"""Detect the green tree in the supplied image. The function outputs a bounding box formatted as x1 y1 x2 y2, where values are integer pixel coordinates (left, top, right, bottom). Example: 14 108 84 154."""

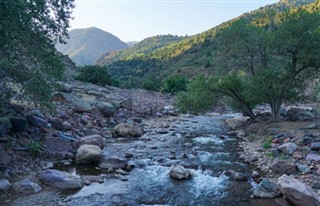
161 75 187 94
76 65 114 86
176 76 218 114
215 7 320 121
0 0 74 105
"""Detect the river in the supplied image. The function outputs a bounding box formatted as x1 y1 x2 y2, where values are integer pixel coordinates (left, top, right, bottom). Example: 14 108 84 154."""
64 114 283 206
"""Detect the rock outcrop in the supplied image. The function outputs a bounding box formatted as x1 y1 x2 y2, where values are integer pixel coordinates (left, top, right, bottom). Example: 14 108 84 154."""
278 174 320 206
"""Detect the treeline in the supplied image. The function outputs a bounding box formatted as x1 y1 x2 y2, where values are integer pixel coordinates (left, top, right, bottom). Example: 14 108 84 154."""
97 0 318 90
177 0 320 122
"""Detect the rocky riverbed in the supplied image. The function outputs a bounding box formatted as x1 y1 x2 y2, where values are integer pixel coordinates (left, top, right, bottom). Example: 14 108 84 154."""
1 80 320 206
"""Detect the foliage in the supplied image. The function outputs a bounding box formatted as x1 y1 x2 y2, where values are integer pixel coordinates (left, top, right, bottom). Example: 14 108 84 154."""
176 76 218 114
0 0 75 107
262 136 273 149
161 75 187 94
142 79 157 91
27 140 42 156
97 0 316 89
216 5 320 121
76 65 116 86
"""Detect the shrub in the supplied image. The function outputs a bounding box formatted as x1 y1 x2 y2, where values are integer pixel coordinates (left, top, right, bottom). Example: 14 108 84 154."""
161 75 187 94
27 140 42 156
142 79 157 91
76 65 114 86
262 136 273 149
176 75 218 114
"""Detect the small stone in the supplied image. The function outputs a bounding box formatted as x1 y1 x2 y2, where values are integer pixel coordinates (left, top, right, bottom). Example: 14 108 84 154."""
306 154 320 161
271 148 280 158
0 179 11 191
284 138 291 143
278 142 297 155
251 179 281 198
223 170 248 181
311 142 320 151
298 164 311 174
272 138 279 144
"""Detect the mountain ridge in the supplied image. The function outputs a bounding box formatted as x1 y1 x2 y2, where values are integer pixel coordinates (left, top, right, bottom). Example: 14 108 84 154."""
56 27 128 66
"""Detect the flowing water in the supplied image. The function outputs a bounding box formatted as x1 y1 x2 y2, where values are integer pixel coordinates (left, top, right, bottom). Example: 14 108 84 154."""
65 114 283 206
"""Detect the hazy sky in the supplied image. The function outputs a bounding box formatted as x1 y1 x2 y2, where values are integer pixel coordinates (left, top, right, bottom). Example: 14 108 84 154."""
72 0 278 42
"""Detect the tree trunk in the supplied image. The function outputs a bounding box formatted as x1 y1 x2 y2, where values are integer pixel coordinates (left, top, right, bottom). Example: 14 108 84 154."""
240 103 256 119
270 98 282 122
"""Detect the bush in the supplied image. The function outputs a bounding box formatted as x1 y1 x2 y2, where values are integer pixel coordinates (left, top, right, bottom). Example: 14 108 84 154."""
27 140 42 156
262 136 273 149
142 79 157 91
176 75 217 114
161 75 187 94
76 65 114 86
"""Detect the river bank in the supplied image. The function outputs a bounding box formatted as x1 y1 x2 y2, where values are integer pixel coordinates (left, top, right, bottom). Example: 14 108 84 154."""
1 80 320 205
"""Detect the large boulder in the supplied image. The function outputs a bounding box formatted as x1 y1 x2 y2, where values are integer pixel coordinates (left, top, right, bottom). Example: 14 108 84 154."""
97 102 115 117
120 99 133 110
272 160 296 175
39 169 83 190
113 123 143 137
76 135 106 149
42 136 73 158
287 108 315 121
251 179 281 198
278 174 320 206
63 93 93 112
12 179 42 194
9 117 27 132
169 165 192 180
278 143 298 155
75 144 102 164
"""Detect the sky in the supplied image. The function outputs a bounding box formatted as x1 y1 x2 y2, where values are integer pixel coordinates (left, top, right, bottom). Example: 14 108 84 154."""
71 0 278 42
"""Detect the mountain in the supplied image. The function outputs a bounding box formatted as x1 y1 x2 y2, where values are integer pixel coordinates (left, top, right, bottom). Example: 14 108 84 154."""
56 27 128 66
98 0 318 89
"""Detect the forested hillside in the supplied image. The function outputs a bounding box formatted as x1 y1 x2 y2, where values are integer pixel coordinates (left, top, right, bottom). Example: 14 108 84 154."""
99 0 318 89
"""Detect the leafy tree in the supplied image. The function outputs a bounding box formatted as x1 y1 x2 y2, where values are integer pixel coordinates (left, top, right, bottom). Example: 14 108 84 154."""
76 65 115 86
161 75 187 94
214 7 320 121
176 76 218 114
0 0 74 105
178 4 320 121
